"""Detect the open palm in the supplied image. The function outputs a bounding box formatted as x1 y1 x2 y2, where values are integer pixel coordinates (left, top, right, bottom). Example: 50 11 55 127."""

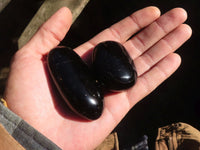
4 7 191 150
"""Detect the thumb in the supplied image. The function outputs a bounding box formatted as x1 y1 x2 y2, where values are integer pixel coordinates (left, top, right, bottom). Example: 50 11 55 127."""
19 7 72 57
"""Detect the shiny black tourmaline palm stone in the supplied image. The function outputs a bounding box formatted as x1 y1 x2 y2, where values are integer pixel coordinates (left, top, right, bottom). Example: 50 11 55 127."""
92 41 137 91
47 47 103 120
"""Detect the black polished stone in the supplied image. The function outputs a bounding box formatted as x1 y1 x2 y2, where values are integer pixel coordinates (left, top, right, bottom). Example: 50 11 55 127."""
92 41 137 91
47 47 103 120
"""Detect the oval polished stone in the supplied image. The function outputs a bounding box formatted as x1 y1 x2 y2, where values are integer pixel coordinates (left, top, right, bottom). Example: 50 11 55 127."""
92 41 137 91
47 47 103 120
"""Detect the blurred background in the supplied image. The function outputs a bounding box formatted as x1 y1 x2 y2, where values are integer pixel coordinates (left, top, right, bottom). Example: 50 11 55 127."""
0 0 200 149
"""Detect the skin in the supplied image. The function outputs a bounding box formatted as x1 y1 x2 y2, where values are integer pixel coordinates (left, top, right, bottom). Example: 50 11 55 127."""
4 6 192 150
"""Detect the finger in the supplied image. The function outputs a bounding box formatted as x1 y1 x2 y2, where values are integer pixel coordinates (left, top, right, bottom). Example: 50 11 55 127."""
19 7 72 58
74 6 160 56
101 53 181 124
135 24 192 76
127 53 181 106
124 8 188 59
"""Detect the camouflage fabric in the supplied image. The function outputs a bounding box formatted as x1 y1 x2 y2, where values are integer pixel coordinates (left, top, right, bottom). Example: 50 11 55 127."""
156 122 200 150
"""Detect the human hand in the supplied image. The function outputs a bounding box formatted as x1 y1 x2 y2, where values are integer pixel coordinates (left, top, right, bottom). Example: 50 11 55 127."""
4 7 191 150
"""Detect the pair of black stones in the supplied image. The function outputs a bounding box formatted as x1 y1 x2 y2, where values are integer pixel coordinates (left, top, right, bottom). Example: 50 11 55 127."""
47 41 137 120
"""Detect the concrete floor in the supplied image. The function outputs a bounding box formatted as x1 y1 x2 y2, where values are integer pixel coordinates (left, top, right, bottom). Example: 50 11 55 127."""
0 0 200 149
